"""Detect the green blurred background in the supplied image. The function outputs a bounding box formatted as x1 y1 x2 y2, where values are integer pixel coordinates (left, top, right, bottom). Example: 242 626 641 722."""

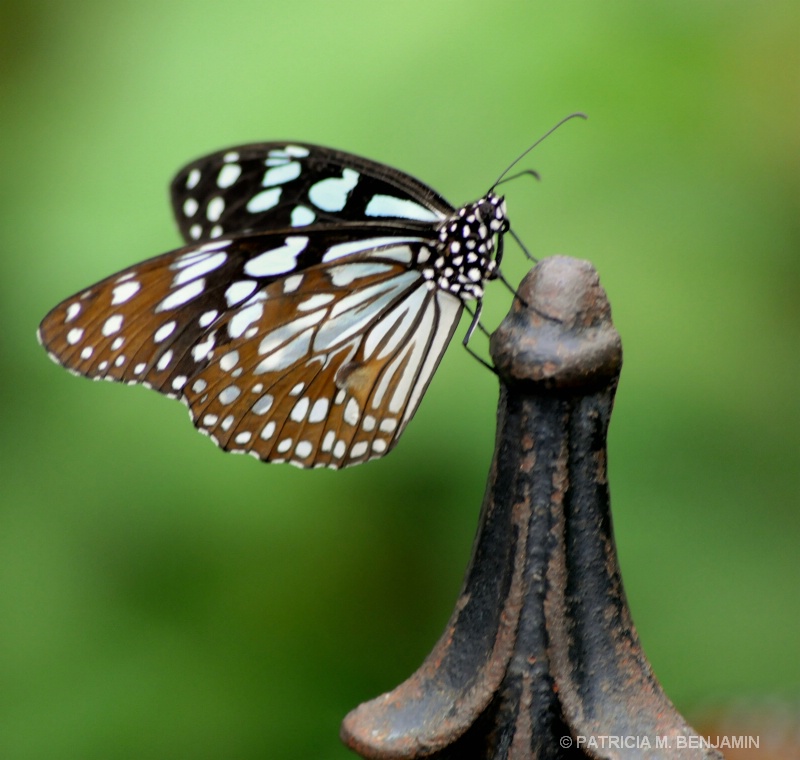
2 1 798 757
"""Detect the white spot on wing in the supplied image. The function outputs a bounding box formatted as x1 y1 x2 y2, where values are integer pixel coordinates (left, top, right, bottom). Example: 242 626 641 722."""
284 145 309 157
295 440 313 458
322 237 420 263
282 274 303 293
262 162 301 186
217 163 241 188
351 441 368 458
228 301 263 338
219 385 241 404
225 280 257 306
246 187 282 213
199 310 218 327
290 397 310 422
157 279 205 311
365 194 441 221
192 333 216 362
220 350 239 371
258 311 325 356
207 196 225 222
244 237 308 277
254 328 314 373
297 293 334 311
173 252 227 286
308 168 359 212
344 398 359 426
291 206 315 226
375 246 415 264
198 239 231 253
252 394 274 415
326 262 395 287
102 315 123 336
67 327 84 345
154 321 176 343
186 168 201 189
156 349 173 371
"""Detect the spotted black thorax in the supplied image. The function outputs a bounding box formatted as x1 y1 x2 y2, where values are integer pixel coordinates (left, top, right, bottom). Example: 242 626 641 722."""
426 193 506 300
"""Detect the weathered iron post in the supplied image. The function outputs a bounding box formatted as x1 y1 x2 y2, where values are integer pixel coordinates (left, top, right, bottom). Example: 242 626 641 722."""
341 257 722 759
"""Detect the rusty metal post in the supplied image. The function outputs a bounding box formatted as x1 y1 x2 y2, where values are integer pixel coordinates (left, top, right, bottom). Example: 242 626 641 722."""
341 257 722 759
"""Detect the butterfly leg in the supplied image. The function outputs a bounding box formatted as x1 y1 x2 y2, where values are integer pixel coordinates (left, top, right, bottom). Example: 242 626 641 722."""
509 227 537 262
462 300 497 374
495 269 528 306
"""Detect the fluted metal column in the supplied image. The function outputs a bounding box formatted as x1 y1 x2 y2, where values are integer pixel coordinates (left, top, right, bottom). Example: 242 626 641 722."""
341 257 721 760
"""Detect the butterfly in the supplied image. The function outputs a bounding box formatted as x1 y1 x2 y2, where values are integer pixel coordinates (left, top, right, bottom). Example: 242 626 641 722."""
38 142 512 469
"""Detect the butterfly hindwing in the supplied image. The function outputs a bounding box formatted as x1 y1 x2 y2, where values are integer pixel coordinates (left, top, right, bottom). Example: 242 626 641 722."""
39 228 465 468
170 142 454 244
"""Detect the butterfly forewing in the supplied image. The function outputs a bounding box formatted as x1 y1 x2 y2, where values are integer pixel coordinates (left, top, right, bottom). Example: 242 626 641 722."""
39 227 466 468
170 143 454 244
40 141 507 468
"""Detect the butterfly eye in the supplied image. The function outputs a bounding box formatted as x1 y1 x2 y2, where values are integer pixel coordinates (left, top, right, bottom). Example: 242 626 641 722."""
39 142 514 468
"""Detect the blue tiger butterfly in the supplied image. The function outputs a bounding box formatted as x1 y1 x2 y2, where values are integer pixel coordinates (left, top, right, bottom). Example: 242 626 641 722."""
38 129 572 468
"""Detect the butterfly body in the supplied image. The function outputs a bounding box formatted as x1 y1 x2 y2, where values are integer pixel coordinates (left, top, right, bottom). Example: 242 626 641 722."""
39 143 509 468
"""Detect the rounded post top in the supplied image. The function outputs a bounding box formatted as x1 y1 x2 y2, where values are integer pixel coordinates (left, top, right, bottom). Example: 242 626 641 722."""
490 256 622 390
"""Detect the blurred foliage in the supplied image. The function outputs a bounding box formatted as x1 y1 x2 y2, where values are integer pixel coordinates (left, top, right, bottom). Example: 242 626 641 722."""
1 1 798 757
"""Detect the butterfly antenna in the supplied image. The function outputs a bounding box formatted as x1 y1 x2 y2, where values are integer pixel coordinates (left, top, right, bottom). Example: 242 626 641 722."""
490 112 587 191
494 168 540 188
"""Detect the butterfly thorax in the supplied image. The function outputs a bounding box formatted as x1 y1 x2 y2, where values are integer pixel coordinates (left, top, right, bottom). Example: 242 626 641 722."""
426 192 507 302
